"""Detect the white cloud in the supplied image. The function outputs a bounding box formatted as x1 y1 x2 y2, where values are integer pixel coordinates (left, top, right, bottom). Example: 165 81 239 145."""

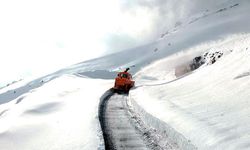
0 0 119 84
0 0 230 85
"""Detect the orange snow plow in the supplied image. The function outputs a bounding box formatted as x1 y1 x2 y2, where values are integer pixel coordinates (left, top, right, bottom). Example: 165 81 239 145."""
113 68 135 93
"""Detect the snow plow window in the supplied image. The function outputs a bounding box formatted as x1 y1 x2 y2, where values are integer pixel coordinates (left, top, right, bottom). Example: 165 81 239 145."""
121 74 128 78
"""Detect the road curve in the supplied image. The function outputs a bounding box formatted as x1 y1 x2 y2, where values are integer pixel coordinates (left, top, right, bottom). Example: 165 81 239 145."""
98 89 116 150
98 89 179 150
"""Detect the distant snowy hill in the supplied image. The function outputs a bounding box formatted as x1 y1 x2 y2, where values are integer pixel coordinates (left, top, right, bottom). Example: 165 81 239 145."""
1 0 250 149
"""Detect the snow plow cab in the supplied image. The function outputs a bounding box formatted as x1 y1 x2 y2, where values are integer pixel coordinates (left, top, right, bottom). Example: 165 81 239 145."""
113 68 135 93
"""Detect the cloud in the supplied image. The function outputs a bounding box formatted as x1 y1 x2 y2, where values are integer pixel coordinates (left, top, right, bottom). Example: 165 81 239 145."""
0 0 230 84
104 0 230 53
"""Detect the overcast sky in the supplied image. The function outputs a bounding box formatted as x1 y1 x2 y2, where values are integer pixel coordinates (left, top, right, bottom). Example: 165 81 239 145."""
0 0 228 86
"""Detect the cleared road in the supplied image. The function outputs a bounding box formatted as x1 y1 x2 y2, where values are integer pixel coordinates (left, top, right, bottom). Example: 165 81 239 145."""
98 89 179 150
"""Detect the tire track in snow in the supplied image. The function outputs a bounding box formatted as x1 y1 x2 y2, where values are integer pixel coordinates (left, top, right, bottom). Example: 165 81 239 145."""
98 89 179 150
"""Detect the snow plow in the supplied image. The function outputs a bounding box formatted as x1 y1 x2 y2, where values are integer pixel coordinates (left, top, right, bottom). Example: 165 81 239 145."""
113 68 135 93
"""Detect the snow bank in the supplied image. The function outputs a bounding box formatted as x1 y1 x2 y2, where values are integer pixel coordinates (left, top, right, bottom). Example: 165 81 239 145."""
0 75 112 150
131 34 250 149
128 96 197 150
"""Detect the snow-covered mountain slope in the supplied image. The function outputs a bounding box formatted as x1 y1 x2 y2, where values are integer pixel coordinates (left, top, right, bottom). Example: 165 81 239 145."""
1 0 250 149
55 0 250 76
131 35 250 149
0 75 112 149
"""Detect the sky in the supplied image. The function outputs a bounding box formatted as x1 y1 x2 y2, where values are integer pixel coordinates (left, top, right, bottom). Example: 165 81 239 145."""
0 0 228 86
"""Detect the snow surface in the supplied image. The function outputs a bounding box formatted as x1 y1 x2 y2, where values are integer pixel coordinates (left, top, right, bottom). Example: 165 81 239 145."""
0 75 112 150
1 0 250 149
131 35 250 149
